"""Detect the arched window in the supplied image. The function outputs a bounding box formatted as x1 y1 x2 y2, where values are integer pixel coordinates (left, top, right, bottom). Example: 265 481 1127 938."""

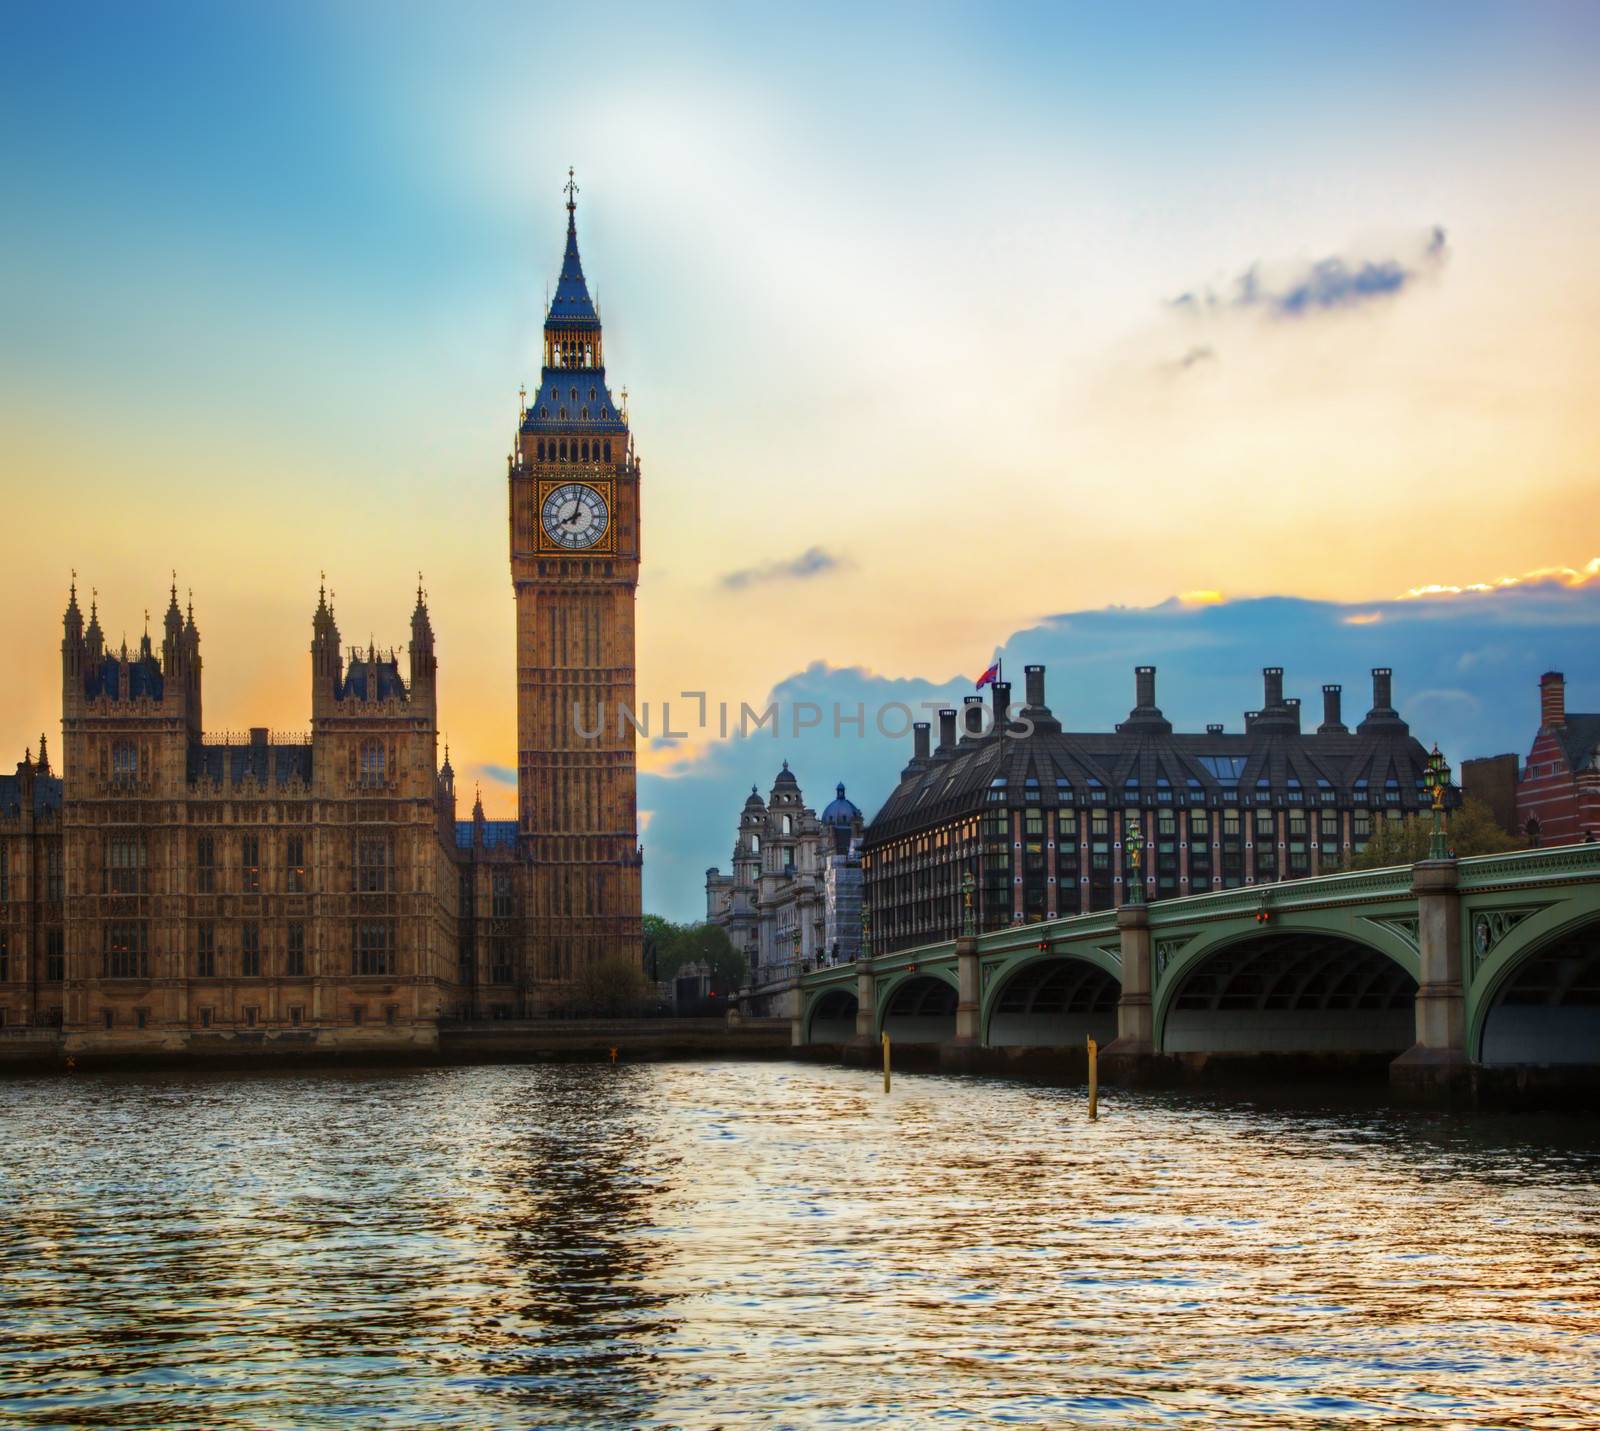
604 440 612 461
559 406 567 420
560 439 569 459
359 741 386 788
581 407 589 420
781 814 792 835
570 386 578 401
537 439 545 460
112 740 138 780
581 440 589 460
589 386 597 402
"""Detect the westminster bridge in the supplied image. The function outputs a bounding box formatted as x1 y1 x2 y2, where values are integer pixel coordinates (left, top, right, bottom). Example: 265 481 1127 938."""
795 846 1600 1098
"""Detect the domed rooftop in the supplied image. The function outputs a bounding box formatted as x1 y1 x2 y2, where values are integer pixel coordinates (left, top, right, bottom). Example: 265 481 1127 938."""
743 784 765 809
821 782 861 825
772 760 800 789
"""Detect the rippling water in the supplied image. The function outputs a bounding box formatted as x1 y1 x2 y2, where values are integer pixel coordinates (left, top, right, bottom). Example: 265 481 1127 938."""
3 1062 1600 1429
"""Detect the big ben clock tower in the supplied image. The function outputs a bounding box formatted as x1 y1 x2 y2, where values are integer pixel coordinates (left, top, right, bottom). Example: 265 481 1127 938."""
509 171 642 997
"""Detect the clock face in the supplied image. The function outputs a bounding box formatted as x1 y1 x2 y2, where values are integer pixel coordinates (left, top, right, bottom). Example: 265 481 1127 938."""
540 482 610 550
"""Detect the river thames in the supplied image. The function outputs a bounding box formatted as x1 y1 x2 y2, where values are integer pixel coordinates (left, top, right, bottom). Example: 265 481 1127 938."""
2 1062 1598 1429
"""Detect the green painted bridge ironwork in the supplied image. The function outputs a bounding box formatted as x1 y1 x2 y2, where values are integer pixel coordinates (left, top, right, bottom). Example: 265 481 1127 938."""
796 846 1600 1091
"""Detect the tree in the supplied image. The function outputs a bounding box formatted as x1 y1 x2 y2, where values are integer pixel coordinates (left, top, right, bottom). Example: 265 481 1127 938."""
642 913 683 982
564 950 653 1018
665 923 747 993
1349 796 1524 870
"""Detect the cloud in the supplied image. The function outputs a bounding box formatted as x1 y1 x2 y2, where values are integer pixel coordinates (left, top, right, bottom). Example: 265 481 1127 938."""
476 762 516 786
640 563 1600 922
720 546 847 591
1399 556 1600 599
1172 226 1448 319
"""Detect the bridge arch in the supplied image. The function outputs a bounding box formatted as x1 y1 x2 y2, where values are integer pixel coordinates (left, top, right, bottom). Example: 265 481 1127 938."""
876 968 960 1044
804 986 859 1044
1473 909 1600 1065
1155 925 1417 1056
982 950 1121 1047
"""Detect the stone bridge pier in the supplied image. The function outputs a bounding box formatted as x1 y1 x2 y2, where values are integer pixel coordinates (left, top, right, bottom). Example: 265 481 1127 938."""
1390 861 1469 1101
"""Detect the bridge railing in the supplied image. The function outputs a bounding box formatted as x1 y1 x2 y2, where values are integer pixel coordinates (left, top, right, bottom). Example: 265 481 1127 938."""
815 845 1600 986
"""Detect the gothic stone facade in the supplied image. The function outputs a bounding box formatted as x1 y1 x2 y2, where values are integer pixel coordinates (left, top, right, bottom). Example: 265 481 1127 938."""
509 183 644 980
864 664 1434 956
705 763 864 980
0 188 643 1052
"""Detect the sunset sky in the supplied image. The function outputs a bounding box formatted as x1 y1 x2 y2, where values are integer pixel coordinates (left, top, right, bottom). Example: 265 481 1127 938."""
4 2 1598 919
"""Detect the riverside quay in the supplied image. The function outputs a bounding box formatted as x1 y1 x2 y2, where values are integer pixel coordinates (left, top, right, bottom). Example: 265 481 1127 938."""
797 845 1600 1101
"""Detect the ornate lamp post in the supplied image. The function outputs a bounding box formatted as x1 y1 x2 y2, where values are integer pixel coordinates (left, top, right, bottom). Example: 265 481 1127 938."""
1125 815 1146 905
961 869 976 937
860 898 872 962
793 922 804 973
1421 743 1458 860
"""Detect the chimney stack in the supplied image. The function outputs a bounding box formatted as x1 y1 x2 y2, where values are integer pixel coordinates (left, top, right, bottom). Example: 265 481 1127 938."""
913 722 931 760
938 707 958 752
1371 667 1393 713
1024 664 1046 710
961 695 986 740
1285 696 1301 731
1541 671 1566 729
1319 684 1346 733
1135 665 1157 710
991 680 1012 733
1206 723 1224 735
1263 666 1284 709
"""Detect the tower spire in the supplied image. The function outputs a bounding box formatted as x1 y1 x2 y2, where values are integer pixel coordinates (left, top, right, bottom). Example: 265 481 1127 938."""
545 167 600 347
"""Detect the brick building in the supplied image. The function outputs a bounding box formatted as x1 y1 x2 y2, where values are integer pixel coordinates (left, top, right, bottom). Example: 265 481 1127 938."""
863 664 1433 956
1513 672 1600 846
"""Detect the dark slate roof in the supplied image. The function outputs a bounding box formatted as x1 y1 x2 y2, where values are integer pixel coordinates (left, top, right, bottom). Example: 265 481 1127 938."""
546 208 600 330
866 712 1431 844
1555 715 1600 774
0 774 62 819
85 654 164 702
455 819 520 851
519 372 628 434
339 658 406 703
187 743 312 787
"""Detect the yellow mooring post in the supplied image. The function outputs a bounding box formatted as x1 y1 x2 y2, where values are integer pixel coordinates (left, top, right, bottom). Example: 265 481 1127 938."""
882 1030 891 1093
1086 1036 1099 1121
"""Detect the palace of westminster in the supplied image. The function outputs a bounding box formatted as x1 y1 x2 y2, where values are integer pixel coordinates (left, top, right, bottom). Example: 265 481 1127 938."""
0 179 644 1051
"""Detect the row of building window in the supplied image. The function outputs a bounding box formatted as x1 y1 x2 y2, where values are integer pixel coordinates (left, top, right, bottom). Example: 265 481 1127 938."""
95 920 396 978
0 930 66 982
95 833 396 895
868 806 1404 947
984 775 1411 807
0 847 64 903
459 868 517 918
536 437 613 462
